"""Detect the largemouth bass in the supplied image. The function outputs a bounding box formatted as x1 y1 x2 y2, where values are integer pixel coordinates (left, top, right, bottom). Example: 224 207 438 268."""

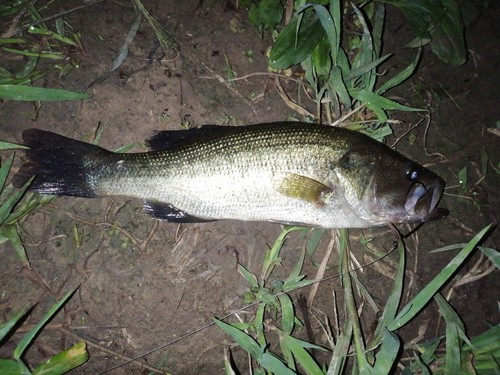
13 122 448 228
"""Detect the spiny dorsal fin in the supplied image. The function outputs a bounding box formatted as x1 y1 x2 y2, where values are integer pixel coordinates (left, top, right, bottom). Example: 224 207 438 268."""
146 125 235 151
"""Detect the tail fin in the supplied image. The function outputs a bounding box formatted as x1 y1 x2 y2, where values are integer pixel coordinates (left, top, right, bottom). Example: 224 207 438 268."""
13 129 108 197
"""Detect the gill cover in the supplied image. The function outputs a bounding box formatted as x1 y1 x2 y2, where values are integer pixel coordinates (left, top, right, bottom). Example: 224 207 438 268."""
335 143 448 225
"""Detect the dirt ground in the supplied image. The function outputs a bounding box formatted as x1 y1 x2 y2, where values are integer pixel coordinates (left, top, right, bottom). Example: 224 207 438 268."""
0 0 498 374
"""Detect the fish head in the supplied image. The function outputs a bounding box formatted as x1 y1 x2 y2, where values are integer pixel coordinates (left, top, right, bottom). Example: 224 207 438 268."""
335 143 448 226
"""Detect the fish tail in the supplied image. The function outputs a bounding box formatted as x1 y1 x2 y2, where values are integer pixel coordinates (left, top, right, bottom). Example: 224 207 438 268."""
13 129 108 197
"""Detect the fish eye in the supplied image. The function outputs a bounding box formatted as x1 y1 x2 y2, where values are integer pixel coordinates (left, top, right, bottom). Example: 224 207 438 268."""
406 165 420 181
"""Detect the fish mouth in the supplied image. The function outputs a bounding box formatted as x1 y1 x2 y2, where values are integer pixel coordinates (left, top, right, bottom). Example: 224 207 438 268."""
404 178 448 222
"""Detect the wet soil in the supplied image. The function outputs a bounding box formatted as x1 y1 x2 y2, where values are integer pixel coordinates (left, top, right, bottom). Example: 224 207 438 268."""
0 0 498 374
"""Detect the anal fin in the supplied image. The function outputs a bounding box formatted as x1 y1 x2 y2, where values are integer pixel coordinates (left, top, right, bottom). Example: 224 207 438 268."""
144 201 215 223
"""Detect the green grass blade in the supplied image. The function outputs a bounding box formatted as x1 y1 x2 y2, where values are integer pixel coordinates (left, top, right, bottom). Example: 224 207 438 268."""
238 264 259 288
429 0 466 65
309 4 339 62
351 4 376 92
369 241 405 349
215 319 294 374
350 88 422 112
0 177 33 226
111 14 142 71
0 154 14 193
434 293 466 374
328 66 351 110
278 294 295 335
0 141 28 150
0 358 31 374
0 225 30 267
376 50 421 95
339 229 371 372
345 54 391 82
372 329 401 373
0 85 90 101
284 335 325 374
388 224 493 331
214 318 261 358
327 319 352 375
478 246 500 269
465 324 500 355
259 353 296 374
13 288 78 360
0 305 31 342
32 341 89 374
261 226 304 282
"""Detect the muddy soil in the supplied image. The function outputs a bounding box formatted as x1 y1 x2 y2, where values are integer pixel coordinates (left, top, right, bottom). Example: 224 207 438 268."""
0 0 498 374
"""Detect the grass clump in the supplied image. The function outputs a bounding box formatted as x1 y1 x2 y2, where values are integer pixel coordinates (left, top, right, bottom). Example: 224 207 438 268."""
0 1 90 101
0 288 89 374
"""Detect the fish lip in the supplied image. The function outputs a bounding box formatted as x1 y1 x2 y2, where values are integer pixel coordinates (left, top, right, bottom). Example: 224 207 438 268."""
405 177 447 222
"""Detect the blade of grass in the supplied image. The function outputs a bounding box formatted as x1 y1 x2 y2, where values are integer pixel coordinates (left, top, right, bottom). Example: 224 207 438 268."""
0 154 14 193
388 224 492 331
0 305 31 342
372 329 401 373
339 228 371 372
0 85 90 101
32 341 89 375
0 224 30 267
327 319 352 375
369 241 405 349
0 177 33 225
434 293 463 374
214 319 295 374
13 288 78 360
283 334 326 374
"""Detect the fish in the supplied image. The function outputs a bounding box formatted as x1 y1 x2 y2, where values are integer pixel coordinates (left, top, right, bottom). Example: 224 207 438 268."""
12 122 448 229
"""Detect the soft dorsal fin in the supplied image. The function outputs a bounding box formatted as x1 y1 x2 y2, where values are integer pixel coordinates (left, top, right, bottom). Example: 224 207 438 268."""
146 125 236 151
275 173 332 205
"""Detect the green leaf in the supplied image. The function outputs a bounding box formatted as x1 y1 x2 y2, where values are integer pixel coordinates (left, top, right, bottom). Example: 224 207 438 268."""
0 225 30 267
238 264 259 288
278 294 295 335
0 85 91 101
478 246 500 269
350 88 422 112
0 177 33 226
14 288 78 360
248 0 283 34
372 329 401 373
429 0 466 65
215 319 261 358
388 224 492 331
0 306 31 342
269 10 325 69
328 319 352 375
344 54 391 83
0 141 28 150
0 359 31 375
376 50 421 95
434 293 466 375
0 154 14 193
369 241 405 349
283 335 325 374
215 319 294 374
32 341 89 374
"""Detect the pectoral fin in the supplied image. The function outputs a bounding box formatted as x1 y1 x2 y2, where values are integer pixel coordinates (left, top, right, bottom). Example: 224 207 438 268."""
275 173 332 205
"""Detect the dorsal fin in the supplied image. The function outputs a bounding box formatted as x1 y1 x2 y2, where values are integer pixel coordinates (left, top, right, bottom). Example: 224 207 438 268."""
146 125 235 151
